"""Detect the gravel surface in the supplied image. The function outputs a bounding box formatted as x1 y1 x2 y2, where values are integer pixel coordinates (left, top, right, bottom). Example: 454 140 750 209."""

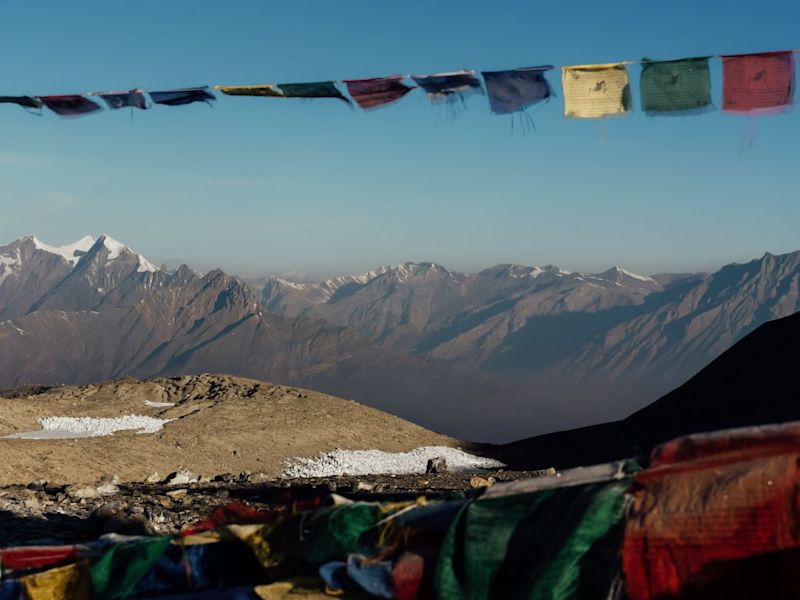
283 446 505 478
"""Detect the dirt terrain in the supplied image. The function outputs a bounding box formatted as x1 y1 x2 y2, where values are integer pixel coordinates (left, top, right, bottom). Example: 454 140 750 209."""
0 374 462 485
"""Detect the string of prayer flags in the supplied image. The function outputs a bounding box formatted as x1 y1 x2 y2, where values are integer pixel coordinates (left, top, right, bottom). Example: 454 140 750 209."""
276 81 352 105
640 57 712 115
214 85 284 98
149 87 216 107
344 76 415 110
562 63 631 119
0 47 797 125
0 96 42 111
37 95 103 118
481 66 552 114
721 51 795 114
91 89 149 110
411 70 483 105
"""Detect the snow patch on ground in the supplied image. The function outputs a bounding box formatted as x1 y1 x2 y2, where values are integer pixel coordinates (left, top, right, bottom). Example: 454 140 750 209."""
4 415 172 440
283 446 505 478
144 400 176 408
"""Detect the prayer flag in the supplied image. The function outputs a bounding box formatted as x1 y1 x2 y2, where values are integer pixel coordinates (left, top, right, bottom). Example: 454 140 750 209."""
19 562 91 600
640 57 712 115
412 70 483 104
214 85 284 98
91 89 149 110
722 51 795 114
562 63 631 119
37 95 102 118
276 81 352 105
149 87 215 107
481 66 552 114
343 76 414 110
0 96 42 111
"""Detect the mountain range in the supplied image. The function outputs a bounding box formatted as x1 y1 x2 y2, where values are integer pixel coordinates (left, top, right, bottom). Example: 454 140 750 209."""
0 235 536 441
259 251 799 424
1 234 798 441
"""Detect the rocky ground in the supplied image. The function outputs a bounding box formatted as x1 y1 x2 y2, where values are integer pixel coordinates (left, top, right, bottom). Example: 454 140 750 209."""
0 374 538 547
0 468 553 547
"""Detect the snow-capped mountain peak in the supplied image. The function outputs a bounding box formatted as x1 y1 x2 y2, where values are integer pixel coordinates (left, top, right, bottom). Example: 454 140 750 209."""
31 235 96 266
96 234 158 273
594 266 656 285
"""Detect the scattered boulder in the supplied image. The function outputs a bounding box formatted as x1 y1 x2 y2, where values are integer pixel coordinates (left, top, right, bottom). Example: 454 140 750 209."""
356 481 375 492
166 489 188 500
163 468 197 486
426 457 448 474
145 473 161 484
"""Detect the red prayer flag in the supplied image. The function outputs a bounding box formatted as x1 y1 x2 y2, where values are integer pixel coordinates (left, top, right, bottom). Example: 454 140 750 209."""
344 76 414 110
0 545 80 571
623 422 800 599
722 51 795 114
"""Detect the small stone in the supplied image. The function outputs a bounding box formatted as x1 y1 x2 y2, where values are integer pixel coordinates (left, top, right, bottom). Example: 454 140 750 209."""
145 473 161 484
356 481 375 492
67 485 101 500
92 502 121 521
146 506 169 524
104 514 151 536
426 457 448 474
246 472 270 484
96 482 119 496
469 476 495 489
22 497 41 511
166 489 188 500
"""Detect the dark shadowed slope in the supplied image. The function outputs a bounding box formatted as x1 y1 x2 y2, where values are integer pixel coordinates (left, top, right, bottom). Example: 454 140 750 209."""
499 311 800 470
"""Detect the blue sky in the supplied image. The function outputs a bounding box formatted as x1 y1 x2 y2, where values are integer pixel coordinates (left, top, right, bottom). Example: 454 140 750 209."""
0 0 798 279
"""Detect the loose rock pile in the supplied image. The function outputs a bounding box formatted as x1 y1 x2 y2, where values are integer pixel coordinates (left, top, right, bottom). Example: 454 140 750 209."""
0 468 554 546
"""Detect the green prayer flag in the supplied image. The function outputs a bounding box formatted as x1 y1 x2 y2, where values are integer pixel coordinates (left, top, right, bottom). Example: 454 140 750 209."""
640 57 712 115
276 81 352 105
302 503 379 565
90 536 171 599
435 480 630 600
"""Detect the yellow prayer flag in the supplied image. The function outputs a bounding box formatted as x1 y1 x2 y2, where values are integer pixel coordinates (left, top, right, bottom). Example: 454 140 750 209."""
562 63 631 119
227 523 281 569
255 578 331 599
20 561 91 600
